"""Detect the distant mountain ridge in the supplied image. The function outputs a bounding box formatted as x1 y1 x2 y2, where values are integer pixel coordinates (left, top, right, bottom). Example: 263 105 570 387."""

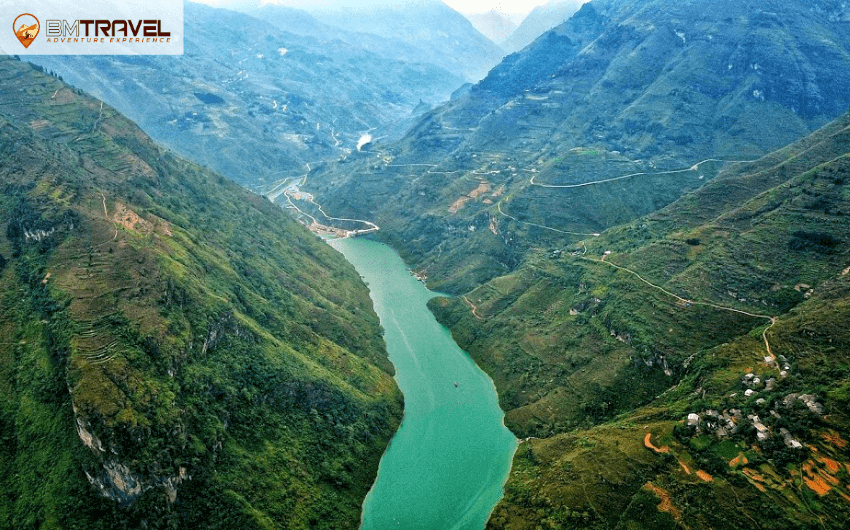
27 2 463 190
466 10 518 46
246 3 495 83
281 0 506 82
500 0 586 52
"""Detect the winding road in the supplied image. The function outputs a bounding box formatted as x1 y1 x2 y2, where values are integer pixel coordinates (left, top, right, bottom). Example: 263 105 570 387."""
490 155 779 359
496 200 600 237
264 162 380 237
581 255 778 361
306 196 379 234
462 296 484 320
529 158 761 189
493 157 763 240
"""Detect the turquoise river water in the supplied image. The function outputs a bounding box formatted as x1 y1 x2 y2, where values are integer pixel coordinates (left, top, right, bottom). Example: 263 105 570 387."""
328 237 517 530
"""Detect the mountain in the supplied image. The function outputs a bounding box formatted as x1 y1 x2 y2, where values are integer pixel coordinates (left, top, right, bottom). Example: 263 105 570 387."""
26 2 463 191
460 107 850 530
16 23 38 39
501 0 586 52
466 10 518 46
307 0 850 295
9 1 850 528
245 1 503 83
282 0 506 82
0 57 401 529
242 3 341 41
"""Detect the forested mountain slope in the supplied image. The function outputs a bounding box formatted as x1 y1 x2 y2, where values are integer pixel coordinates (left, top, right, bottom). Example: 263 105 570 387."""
0 57 401 530
430 109 850 530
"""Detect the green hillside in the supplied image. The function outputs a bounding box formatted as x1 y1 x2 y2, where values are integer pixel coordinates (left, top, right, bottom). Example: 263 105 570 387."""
0 58 401 529
308 0 850 294
427 110 850 529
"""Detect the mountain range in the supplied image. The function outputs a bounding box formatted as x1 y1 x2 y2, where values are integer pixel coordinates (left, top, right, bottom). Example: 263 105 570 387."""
260 0 506 82
5 0 850 528
309 0 850 293
476 103 850 530
294 1 850 527
26 2 465 190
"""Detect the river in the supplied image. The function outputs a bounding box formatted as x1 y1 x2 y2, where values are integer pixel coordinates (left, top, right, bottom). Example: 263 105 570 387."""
328 237 517 530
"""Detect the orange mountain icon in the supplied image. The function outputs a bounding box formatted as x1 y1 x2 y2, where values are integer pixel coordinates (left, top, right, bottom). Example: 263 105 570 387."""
13 14 39 49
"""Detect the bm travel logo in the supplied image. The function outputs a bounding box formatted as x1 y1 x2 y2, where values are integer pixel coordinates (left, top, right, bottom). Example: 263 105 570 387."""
1 0 182 55
13 13 38 48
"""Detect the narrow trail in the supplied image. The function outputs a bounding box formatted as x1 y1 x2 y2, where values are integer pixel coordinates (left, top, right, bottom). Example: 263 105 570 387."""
463 296 484 320
330 118 341 148
581 255 778 360
283 191 318 226
264 177 292 202
91 101 104 132
761 317 778 362
497 200 600 237
306 196 379 233
265 162 311 202
529 158 761 189
94 192 118 247
580 256 688 303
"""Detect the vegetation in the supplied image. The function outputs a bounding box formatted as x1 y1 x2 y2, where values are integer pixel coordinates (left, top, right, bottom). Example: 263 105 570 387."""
788 231 842 253
294 3 850 524
4 0 850 527
25 2 465 191
0 57 401 529
457 111 850 529
309 0 850 295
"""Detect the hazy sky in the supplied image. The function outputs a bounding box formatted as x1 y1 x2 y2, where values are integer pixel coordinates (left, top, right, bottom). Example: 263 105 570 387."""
193 0 554 16
441 0 550 15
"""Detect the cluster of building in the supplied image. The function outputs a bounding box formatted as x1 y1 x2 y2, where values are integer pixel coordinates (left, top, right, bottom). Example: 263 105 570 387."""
684 358 824 450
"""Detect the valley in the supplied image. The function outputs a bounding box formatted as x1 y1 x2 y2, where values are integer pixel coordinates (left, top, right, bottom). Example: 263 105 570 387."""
306 0 850 292
437 113 850 529
4 0 850 529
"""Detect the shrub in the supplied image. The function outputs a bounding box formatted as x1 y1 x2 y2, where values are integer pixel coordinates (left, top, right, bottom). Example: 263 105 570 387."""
788 231 841 253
